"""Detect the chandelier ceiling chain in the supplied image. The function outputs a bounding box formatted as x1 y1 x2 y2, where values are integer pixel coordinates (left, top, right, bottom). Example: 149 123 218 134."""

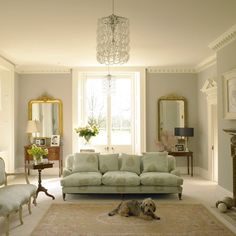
96 0 130 65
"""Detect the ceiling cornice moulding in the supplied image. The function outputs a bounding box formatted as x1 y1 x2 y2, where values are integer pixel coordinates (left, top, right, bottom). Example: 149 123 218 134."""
208 24 236 51
195 54 216 73
147 67 196 73
15 65 71 74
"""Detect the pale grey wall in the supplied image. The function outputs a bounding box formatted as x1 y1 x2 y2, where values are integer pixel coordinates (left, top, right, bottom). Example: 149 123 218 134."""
217 40 236 192
146 73 198 167
14 72 19 165
197 65 217 171
16 73 72 168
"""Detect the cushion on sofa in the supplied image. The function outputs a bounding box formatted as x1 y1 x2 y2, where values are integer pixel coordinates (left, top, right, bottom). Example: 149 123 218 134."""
72 153 99 172
140 172 183 186
99 153 119 173
142 152 168 172
60 172 102 187
102 171 140 186
120 153 141 175
65 154 74 170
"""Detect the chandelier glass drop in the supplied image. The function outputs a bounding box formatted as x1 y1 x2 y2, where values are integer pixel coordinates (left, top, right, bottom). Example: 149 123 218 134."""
96 0 130 65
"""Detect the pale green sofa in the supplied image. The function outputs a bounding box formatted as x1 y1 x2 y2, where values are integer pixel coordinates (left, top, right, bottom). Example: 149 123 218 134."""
60 152 183 200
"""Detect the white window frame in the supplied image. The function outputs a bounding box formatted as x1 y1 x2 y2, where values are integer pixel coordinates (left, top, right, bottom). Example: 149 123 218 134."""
72 67 146 154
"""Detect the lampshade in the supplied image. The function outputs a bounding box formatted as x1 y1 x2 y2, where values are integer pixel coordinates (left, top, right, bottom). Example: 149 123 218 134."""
26 120 40 133
174 127 194 137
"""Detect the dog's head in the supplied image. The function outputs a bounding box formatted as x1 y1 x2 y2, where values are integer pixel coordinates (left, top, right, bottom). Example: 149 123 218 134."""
140 198 156 215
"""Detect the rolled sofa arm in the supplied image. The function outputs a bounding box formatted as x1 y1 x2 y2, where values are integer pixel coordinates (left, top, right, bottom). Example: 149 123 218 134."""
170 169 181 177
63 169 73 177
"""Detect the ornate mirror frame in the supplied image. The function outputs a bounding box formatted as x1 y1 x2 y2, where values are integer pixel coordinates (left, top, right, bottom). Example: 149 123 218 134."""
28 94 63 137
157 94 187 140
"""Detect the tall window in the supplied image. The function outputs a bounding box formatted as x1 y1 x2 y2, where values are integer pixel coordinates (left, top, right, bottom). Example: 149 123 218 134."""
72 69 146 154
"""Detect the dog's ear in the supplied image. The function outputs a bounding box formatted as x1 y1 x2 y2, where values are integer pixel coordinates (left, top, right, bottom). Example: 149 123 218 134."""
140 201 145 212
152 200 156 212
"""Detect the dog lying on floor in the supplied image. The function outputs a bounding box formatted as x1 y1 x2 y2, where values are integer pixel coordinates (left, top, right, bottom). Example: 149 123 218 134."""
108 198 160 220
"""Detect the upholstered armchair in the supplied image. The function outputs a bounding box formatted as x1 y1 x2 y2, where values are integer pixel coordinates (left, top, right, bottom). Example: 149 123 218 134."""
0 157 37 236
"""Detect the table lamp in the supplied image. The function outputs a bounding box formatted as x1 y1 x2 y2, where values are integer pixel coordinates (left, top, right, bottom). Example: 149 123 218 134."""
26 120 40 144
174 127 194 151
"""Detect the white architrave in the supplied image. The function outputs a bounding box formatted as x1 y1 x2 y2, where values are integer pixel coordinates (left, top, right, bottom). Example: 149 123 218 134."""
201 78 217 181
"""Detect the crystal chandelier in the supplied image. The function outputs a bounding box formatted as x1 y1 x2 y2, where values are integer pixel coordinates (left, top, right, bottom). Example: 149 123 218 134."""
97 0 130 65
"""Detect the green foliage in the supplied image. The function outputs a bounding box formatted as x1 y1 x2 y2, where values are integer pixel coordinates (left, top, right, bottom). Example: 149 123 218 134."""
75 123 99 141
27 144 48 159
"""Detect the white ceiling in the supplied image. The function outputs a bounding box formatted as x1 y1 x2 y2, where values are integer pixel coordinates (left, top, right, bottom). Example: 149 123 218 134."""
0 0 236 69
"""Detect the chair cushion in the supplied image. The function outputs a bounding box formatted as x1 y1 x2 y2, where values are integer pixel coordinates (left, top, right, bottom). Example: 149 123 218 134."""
60 172 102 187
102 171 140 186
142 152 169 172
99 153 119 173
0 184 37 216
72 153 99 172
140 172 183 186
120 153 141 175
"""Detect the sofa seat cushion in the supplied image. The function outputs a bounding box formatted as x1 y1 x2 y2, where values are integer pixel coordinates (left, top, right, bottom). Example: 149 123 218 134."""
60 172 102 187
140 172 183 187
0 184 37 216
102 171 140 186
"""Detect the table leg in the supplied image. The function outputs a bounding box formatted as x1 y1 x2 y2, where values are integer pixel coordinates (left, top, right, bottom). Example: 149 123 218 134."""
35 169 55 200
191 154 193 177
187 156 190 175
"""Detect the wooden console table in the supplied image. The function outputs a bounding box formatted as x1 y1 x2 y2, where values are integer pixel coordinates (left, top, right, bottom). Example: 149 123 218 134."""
24 145 62 176
168 151 193 176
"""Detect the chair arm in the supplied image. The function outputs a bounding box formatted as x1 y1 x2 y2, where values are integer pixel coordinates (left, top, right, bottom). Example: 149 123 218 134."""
170 169 181 177
63 169 73 177
6 172 30 184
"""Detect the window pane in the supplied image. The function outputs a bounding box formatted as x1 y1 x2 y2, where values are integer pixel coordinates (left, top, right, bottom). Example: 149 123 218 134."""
111 79 132 145
86 79 107 145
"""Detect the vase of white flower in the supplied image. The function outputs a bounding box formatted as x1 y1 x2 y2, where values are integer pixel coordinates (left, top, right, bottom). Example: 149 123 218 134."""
75 123 99 146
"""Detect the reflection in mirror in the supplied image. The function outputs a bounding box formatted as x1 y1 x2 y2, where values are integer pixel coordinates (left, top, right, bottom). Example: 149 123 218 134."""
158 95 186 140
28 94 63 138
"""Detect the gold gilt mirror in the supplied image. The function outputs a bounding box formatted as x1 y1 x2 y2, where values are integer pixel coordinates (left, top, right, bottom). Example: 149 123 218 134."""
157 94 187 140
28 94 63 137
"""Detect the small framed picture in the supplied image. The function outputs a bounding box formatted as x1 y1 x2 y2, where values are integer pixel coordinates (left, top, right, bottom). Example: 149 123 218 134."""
35 138 46 146
175 144 184 152
51 135 60 146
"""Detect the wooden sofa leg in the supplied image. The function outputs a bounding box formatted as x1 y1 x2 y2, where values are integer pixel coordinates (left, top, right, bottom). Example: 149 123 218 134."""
63 193 66 201
178 193 182 200
19 205 23 225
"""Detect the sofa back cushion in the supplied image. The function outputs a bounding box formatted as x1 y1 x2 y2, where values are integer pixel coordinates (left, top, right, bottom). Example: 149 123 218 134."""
0 158 6 186
65 154 75 171
142 152 169 172
120 153 141 175
167 155 176 172
99 153 119 173
72 153 99 172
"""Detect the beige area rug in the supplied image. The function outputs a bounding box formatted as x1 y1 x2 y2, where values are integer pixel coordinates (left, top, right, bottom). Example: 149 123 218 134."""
31 203 235 236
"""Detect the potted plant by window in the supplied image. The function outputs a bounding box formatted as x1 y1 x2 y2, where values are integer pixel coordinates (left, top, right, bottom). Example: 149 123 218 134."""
27 144 48 164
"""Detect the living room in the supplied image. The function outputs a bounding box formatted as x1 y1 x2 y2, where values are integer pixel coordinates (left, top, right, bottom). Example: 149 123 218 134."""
0 0 236 235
